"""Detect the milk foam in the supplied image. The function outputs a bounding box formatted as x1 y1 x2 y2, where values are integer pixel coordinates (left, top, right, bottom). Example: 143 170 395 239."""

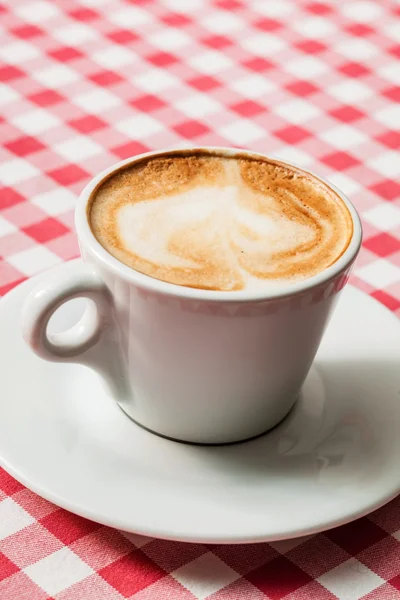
89 154 352 292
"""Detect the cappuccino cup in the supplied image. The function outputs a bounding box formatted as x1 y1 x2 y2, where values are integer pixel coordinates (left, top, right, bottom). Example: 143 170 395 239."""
21 147 362 444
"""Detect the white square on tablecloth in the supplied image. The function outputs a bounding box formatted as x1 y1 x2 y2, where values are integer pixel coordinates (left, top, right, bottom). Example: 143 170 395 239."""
251 0 292 18
8 246 61 276
35 64 78 87
285 55 328 78
274 147 313 167
355 259 400 288
293 16 337 37
378 63 400 85
93 46 134 69
363 204 400 231
73 89 120 113
318 558 384 600
119 531 151 548
327 172 362 196
328 80 372 103
336 38 377 60
189 51 233 75
12 109 60 135
375 105 400 128
383 22 400 43
230 74 275 98
148 29 190 51
0 498 35 540
367 151 399 178
320 125 368 149
201 12 243 34
0 84 19 107
24 547 94 596
0 159 39 186
391 530 400 541
0 216 17 238
0 41 40 64
341 1 383 22
115 114 163 139
220 119 265 145
31 189 77 216
173 552 239 599
160 0 203 10
78 0 109 5
15 0 58 22
241 33 286 55
275 99 320 124
176 95 221 118
52 23 97 45
110 6 151 27
134 69 178 93
55 137 102 162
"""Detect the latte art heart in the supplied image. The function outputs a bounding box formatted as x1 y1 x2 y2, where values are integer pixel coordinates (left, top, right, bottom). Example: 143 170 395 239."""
89 153 352 292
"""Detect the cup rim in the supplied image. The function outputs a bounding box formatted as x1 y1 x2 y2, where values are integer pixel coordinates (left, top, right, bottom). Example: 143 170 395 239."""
75 146 363 303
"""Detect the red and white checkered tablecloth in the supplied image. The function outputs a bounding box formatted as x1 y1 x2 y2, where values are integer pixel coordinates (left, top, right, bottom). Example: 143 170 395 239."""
0 0 399 598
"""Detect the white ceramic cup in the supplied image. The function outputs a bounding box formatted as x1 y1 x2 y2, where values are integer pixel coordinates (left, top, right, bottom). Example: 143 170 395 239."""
21 148 362 444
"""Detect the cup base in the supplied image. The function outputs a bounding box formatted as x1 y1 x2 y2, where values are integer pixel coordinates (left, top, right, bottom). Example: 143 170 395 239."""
117 399 297 446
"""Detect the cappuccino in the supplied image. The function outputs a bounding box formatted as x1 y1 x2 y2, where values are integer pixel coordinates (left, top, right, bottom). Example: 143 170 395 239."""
89 152 353 292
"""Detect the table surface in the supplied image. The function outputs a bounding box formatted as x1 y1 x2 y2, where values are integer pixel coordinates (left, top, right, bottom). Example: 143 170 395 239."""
0 0 399 598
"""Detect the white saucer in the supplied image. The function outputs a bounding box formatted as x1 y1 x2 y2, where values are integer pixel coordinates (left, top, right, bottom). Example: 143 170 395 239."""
1 260 400 544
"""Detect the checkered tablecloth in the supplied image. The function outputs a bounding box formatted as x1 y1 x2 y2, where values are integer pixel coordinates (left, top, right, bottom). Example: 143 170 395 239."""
0 0 399 598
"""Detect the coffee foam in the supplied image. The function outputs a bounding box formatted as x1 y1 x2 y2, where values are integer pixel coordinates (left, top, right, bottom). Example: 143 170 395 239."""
89 153 353 292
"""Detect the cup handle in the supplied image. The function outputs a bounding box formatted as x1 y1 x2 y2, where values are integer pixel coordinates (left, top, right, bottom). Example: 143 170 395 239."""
21 262 112 362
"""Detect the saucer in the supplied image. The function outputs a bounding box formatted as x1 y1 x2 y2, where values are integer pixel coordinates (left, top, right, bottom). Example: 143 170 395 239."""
1 259 400 544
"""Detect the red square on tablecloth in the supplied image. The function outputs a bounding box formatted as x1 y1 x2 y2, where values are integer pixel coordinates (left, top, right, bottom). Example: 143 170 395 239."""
99 550 166 597
325 519 387 555
48 165 89 186
275 126 312 144
112 141 149 159
376 131 400 149
5 136 46 157
69 115 107 134
49 46 84 63
131 94 166 112
202 35 233 49
364 233 400 257
174 120 210 139
29 89 65 107
286 80 319 97
23 218 69 244
0 469 25 495
12 24 43 39
329 105 365 122
0 188 25 211
188 75 220 91
371 180 400 201
231 100 265 117
40 510 101 545
0 553 19 581
107 29 140 44
246 556 312 599
244 57 274 72
89 70 124 86
0 65 25 81
321 151 360 171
